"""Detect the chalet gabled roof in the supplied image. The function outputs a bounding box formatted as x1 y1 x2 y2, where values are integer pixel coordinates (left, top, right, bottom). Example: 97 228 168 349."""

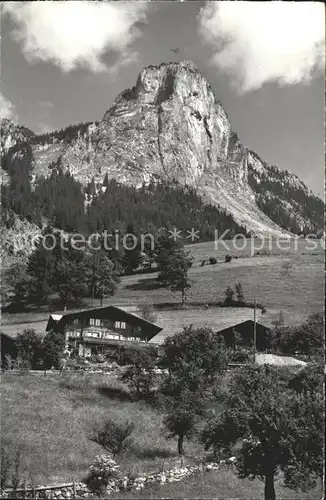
46 305 163 339
215 319 270 334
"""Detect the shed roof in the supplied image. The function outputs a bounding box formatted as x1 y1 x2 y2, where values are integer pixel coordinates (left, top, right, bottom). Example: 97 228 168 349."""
215 319 270 333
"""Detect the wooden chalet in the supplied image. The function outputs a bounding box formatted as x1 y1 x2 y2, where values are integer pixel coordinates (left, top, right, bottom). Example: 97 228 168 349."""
46 306 163 357
216 319 271 351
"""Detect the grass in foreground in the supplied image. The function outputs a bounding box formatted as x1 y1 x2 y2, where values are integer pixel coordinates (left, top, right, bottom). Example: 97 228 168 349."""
114 470 322 499
1 373 201 484
1 372 322 499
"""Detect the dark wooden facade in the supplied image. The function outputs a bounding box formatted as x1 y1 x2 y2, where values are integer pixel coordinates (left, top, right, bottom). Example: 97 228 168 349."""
46 306 163 357
216 319 271 351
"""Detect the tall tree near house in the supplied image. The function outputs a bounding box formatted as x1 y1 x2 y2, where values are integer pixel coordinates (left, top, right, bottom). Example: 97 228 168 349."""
161 327 227 455
50 236 89 311
270 312 323 356
158 249 193 303
1 262 28 303
55 257 87 311
16 329 43 370
85 250 120 306
160 326 228 388
154 228 183 270
201 365 324 500
119 345 157 397
25 226 60 302
42 330 66 369
122 224 142 274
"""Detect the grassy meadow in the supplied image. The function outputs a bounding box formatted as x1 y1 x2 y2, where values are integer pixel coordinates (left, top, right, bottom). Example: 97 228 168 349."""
1 372 202 485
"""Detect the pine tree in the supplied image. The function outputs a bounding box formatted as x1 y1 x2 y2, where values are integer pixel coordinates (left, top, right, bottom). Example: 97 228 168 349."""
158 249 193 303
122 224 142 274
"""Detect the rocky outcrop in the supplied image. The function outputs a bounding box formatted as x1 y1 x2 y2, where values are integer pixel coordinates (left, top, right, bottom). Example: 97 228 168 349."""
1 61 323 236
1 118 35 153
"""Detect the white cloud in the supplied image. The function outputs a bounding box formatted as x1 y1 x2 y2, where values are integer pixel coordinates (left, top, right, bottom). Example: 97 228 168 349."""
3 1 148 73
198 2 325 92
0 92 16 120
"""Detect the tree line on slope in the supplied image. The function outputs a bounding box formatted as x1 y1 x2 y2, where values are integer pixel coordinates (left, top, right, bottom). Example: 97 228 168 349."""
2 227 195 310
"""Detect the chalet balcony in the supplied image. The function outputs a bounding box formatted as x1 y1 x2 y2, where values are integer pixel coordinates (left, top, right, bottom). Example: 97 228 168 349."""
66 326 147 343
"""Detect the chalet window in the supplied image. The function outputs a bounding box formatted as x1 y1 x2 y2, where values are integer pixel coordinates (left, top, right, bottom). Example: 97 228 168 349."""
89 318 95 326
95 319 101 327
115 321 126 329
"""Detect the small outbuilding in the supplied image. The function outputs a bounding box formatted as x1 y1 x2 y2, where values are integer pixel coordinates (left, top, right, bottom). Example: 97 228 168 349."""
216 319 272 351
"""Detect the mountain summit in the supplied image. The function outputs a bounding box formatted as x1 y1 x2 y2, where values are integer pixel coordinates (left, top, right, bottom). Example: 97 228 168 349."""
1 61 323 236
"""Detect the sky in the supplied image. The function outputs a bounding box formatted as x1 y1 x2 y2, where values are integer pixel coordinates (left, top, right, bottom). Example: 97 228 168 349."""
1 1 324 195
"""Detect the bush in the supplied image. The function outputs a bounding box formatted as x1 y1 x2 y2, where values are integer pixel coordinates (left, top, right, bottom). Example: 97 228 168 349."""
85 455 121 494
96 354 105 363
92 418 134 458
224 286 234 304
227 348 251 363
209 257 217 265
225 254 232 263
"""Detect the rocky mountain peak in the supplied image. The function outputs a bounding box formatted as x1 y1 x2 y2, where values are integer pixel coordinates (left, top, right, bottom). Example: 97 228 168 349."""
132 60 209 104
1 61 323 236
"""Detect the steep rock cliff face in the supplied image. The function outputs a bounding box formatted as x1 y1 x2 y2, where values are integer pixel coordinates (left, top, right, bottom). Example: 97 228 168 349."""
1 118 35 185
93 61 232 186
247 151 323 233
1 61 322 236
